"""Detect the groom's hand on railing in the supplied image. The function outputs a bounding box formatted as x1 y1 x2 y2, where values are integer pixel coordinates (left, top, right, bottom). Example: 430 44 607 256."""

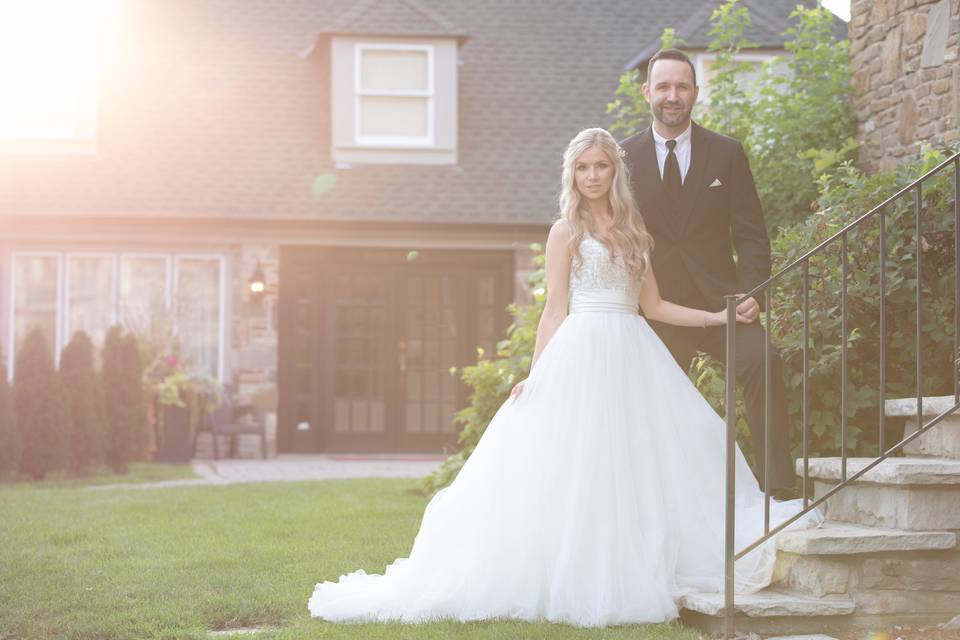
735 294 760 323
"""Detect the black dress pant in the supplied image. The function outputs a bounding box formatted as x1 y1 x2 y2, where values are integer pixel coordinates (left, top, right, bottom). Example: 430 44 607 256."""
648 319 796 492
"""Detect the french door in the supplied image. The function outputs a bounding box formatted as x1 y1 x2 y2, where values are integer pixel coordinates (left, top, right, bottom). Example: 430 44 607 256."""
278 247 513 453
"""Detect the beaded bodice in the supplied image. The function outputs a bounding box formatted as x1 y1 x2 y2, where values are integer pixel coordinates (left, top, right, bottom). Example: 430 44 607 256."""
568 235 641 314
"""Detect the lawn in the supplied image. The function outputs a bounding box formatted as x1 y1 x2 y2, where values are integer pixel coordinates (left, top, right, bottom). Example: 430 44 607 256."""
0 474 699 640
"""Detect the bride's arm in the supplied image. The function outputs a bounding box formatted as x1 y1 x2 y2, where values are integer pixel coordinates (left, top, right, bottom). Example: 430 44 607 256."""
638 262 750 327
511 221 571 399
531 221 572 367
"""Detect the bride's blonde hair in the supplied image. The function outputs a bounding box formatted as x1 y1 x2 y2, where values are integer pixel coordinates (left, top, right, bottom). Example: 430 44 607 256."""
559 128 653 279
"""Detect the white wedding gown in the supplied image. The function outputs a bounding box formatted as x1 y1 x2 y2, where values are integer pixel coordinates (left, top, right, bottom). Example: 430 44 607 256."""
309 235 820 627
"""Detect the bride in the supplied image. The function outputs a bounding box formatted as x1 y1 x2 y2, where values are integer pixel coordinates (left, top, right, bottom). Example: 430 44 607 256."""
308 127 818 627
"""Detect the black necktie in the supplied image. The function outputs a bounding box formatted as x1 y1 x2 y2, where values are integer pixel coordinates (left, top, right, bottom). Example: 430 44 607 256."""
664 139 682 204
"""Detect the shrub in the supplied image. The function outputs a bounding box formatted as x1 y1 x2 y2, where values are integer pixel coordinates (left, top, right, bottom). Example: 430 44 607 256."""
692 147 959 458
61 331 108 475
102 326 150 473
0 351 21 478
13 326 70 480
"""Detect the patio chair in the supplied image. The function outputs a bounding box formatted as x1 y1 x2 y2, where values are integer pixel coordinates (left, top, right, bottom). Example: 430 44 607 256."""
202 392 268 460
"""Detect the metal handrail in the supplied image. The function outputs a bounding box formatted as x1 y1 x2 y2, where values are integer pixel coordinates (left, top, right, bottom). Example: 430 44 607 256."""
721 151 960 638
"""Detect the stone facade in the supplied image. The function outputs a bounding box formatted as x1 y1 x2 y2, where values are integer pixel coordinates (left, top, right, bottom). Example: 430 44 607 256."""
850 0 960 171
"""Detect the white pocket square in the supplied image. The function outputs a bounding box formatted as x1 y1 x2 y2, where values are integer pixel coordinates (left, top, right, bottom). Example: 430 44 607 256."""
709 178 723 187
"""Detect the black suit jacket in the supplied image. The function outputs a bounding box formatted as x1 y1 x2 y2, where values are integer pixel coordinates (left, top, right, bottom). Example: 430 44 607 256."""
620 122 771 313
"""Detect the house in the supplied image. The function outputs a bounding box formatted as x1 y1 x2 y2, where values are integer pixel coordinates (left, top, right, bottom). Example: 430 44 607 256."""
848 0 959 171
0 0 840 455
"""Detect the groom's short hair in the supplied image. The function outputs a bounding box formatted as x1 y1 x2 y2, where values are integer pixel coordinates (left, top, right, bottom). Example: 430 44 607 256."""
647 49 697 86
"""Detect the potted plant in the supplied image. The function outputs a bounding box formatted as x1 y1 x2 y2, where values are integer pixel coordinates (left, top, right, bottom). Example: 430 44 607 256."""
147 353 220 464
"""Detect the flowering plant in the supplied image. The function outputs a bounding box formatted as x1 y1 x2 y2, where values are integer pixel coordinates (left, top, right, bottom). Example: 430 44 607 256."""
145 353 221 408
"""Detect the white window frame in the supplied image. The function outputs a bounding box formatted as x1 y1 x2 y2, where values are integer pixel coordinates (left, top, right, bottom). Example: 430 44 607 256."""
173 254 227 382
64 252 117 343
693 51 783 101
118 252 173 314
6 251 227 382
353 43 435 148
7 251 63 376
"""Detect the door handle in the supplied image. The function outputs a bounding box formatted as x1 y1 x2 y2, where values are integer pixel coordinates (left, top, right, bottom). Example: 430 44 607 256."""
398 340 407 374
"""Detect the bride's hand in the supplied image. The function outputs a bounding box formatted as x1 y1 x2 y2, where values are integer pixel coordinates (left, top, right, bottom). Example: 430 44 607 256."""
708 310 752 326
510 380 526 399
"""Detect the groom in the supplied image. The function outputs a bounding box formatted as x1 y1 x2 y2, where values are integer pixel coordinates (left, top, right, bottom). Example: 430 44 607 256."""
620 48 796 497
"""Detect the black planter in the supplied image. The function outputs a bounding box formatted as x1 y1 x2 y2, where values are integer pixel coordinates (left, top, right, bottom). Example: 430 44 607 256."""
155 404 192 464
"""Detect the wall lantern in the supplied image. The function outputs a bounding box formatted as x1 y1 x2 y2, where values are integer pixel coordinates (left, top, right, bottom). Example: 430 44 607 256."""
248 260 267 303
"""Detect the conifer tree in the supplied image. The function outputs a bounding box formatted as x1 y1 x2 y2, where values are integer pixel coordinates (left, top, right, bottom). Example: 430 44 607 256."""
13 327 69 480
61 331 107 475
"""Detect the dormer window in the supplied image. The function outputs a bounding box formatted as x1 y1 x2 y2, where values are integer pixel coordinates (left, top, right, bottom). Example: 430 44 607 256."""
331 36 458 165
355 44 434 147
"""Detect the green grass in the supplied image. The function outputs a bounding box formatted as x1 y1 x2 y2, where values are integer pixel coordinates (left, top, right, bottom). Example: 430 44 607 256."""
2 462 198 489
0 478 699 640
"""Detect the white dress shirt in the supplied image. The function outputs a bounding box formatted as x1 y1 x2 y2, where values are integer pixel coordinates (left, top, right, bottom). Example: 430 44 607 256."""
652 122 692 184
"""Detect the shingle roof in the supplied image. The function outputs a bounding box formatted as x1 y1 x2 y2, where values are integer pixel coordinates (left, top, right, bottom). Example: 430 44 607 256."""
627 0 848 70
0 0 846 227
323 0 468 40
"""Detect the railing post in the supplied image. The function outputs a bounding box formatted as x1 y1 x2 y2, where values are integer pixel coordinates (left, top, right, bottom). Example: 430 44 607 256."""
724 294 738 640
916 184 923 430
841 231 848 480
764 286 771 534
802 258 810 509
880 207 886 455
954 157 959 403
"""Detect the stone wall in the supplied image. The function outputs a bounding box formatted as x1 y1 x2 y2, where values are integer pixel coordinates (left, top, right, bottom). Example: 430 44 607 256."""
850 0 960 171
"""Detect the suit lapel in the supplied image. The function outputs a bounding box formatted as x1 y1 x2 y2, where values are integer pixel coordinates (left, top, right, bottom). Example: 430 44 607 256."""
677 122 713 237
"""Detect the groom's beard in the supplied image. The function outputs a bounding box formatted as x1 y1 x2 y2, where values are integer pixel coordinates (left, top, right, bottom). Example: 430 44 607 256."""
653 101 692 128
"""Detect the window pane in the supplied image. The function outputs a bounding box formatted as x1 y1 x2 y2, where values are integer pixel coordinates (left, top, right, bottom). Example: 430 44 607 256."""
359 96 428 138
67 255 113 350
360 49 428 92
13 254 59 356
119 256 167 336
176 257 221 379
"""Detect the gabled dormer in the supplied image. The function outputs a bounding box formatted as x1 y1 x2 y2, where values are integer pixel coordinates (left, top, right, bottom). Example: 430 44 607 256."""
309 0 467 165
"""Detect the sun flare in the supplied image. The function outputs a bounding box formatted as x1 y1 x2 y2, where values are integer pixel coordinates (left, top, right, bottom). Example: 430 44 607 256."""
0 0 115 140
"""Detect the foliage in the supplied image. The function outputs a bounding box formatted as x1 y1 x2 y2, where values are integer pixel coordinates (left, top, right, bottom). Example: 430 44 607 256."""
13 327 70 480
421 247 546 494
101 326 150 474
692 147 959 458
608 1 856 232
60 331 108 475
607 28 682 136
0 351 21 479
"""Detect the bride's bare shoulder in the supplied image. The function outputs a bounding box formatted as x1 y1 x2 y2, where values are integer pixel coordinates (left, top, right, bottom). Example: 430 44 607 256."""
548 219 573 242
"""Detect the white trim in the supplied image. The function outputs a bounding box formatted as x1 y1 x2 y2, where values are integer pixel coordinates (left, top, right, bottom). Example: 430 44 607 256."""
353 43 435 148
64 252 116 346
173 253 227 381
8 251 63 376
5 250 229 382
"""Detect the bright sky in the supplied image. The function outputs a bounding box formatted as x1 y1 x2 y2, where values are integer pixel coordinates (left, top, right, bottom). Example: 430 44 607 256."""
0 0 115 140
820 0 851 21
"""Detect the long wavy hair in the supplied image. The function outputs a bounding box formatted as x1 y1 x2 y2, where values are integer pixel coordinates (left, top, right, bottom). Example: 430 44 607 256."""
559 128 654 281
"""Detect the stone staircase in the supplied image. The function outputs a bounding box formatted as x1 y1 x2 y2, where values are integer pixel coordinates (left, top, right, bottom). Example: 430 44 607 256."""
680 395 960 635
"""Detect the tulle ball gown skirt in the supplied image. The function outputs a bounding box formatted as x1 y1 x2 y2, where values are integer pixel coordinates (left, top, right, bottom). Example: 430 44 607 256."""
308 290 818 627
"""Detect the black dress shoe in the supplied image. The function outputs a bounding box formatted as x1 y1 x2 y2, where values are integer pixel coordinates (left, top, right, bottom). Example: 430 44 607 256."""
769 487 801 502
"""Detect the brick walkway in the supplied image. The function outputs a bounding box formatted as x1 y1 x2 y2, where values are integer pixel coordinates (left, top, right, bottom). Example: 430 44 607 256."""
90 454 445 490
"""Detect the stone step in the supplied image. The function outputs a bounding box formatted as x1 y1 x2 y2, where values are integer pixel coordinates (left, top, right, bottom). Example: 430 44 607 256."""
773 524 958 598
776 523 957 555
885 395 960 459
680 589 855 617
800 457 960 485
797 458 960 530
679 589 854 635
